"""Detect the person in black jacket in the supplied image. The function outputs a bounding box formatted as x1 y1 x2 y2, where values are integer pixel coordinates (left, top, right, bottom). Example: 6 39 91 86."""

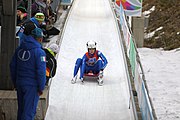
16 6 28 26
43 43 60 85
17 12 46 45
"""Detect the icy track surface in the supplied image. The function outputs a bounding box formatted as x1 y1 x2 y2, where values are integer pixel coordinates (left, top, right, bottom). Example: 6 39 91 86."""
45 0 133 119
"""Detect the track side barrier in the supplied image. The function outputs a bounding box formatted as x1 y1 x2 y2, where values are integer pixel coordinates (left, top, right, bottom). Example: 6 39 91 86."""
120 3 157 120
110 1 138 120
113 1 157 120
61 0 74 10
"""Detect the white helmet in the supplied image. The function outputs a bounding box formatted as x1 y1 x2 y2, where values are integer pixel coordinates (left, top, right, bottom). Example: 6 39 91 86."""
48 43 60 54
86 41 97 49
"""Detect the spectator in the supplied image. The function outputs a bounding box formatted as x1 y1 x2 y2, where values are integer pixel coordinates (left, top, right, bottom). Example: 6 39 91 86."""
16 6 28 26
17 0 28 9
43 43 60 85
23 12 45 35
17 12 45 44
31 0 60 39
46 0 57 24
10 27 46 120
31 0 48 21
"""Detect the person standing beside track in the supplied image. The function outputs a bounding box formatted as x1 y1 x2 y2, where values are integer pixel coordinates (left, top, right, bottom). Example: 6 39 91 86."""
10 27 46 120
43 43 59 85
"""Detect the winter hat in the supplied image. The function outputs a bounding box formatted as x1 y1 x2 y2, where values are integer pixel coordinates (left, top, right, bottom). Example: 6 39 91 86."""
35 12 45 22
48 43 60 54
17 6 27 13
23 22 36 35
31 28 44 38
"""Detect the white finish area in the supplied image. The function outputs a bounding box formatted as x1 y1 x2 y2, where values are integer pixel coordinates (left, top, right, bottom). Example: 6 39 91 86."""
45 0 133 119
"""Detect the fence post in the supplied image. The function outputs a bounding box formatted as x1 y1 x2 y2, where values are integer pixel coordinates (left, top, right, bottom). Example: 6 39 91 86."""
132 16 145 48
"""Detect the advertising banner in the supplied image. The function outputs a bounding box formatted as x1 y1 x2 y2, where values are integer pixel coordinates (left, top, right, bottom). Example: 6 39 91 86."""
116 0 120 6
119 4 131 55
115 0 120 16
120 0 142 16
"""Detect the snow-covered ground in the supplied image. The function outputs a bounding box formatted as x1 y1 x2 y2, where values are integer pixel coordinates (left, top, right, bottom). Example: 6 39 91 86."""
138 48 180 120
142 5 180 120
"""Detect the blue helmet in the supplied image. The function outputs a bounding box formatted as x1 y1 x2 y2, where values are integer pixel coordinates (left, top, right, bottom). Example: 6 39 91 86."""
31 28 44 38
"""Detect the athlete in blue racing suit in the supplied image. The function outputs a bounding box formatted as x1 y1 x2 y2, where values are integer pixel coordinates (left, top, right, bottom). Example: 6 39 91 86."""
71 41 108 85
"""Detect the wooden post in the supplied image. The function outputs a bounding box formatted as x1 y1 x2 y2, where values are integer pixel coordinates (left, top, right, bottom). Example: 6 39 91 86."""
27 0 32 19
132 16 145 48
0 0 16 90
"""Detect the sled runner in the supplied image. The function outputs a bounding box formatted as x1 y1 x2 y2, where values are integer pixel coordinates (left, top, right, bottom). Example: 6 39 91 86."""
83 72 103 86
84 72 99 77
71 71 103 86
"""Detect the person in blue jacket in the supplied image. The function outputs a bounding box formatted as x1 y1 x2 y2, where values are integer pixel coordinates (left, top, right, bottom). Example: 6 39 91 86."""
10 27 46 120
17 12 45 45
71 41 108 86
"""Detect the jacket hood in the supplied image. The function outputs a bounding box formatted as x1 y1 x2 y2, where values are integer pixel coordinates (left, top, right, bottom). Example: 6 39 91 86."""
20 34 42 50
30 17 40 27
47 48 55 56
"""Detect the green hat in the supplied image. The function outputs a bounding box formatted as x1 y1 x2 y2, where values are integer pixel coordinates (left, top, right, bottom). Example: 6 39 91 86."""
35 12 45 22
17 6 27 13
